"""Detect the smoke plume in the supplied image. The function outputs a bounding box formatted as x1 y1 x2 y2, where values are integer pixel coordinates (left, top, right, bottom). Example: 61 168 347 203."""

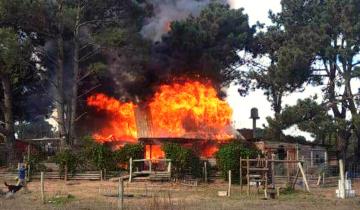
140 0 212 41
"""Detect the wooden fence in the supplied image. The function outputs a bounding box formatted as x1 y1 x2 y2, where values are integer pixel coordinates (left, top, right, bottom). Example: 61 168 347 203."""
0 170 122 181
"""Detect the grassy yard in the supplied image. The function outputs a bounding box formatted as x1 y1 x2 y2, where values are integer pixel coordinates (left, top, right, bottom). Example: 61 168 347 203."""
1 179 360 210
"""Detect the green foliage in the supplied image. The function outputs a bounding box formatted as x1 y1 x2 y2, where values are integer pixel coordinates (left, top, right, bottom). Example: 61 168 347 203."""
114 143 144 166
162 143 201 178
27 152 47 174
53 149 81 175
265 97 337 142
163 3 255 86
82 137 117 171
215 140 259 182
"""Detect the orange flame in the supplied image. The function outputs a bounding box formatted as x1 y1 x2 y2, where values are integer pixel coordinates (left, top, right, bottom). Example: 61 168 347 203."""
149 80 233 139
202 145 219 158
86 93 137 144
145 145 165 159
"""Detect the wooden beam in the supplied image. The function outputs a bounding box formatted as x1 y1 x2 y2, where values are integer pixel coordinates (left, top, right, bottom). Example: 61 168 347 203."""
247 157 250 196
298 162 310 192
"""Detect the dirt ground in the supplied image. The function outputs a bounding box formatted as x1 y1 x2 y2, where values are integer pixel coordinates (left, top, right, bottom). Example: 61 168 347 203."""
1 178 360 210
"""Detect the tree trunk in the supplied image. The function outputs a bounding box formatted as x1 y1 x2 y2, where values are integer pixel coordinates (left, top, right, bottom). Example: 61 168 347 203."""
56 36 67 146
337 130 351 162
1 75 16 165
55 1 67 149
272 91 283 140
69 4 81 145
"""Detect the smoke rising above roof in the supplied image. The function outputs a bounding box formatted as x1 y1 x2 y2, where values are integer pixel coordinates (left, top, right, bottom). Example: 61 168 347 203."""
141 0 231 41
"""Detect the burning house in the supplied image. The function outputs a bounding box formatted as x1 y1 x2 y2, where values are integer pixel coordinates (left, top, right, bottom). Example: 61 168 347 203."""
86 79 235 159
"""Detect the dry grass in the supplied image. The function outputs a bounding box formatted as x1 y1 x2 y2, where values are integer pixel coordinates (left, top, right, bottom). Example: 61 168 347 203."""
0 178 360 210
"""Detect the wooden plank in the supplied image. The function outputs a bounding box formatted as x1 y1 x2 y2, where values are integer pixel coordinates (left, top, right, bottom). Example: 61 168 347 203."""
298 162 310 192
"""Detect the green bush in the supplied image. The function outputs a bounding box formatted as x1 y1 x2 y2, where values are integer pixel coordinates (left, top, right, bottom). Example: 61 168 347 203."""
162 143 201 178
27 153 47 173
114 143 144 166
215 140 260 182
83 141 117 171
53 149 82 175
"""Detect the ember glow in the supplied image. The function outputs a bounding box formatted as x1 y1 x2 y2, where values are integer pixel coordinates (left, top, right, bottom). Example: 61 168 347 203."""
149 80 233 139
86 93 137 143
87 79 234 156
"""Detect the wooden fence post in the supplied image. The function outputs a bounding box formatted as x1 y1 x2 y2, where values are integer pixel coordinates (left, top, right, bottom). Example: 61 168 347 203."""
204 162 208 183
100 170 103 181
286 151 290 183
271 154 276 186
27 164 31 182
64 164 68 182
41 172 45 204
264 158 268 199
129 158 133 183
149 160 152 173
240 157 242 194
246 157 250 196
118 178 124 210
27 144 30 162
228 170 231 197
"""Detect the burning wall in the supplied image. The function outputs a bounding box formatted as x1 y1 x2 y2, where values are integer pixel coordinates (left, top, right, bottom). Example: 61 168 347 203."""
86 78 234 157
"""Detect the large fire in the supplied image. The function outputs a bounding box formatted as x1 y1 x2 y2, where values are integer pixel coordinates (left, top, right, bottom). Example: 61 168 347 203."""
86 93 137 143
149 80 233 139
87 79 233 158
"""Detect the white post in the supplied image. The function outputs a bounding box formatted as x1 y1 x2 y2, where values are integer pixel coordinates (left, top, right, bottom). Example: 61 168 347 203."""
129 158 133 183
168 161 172 172
41 172 45 204
324 151 328 166
310 150 314 167
228 170 232 197
339 159 346 199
